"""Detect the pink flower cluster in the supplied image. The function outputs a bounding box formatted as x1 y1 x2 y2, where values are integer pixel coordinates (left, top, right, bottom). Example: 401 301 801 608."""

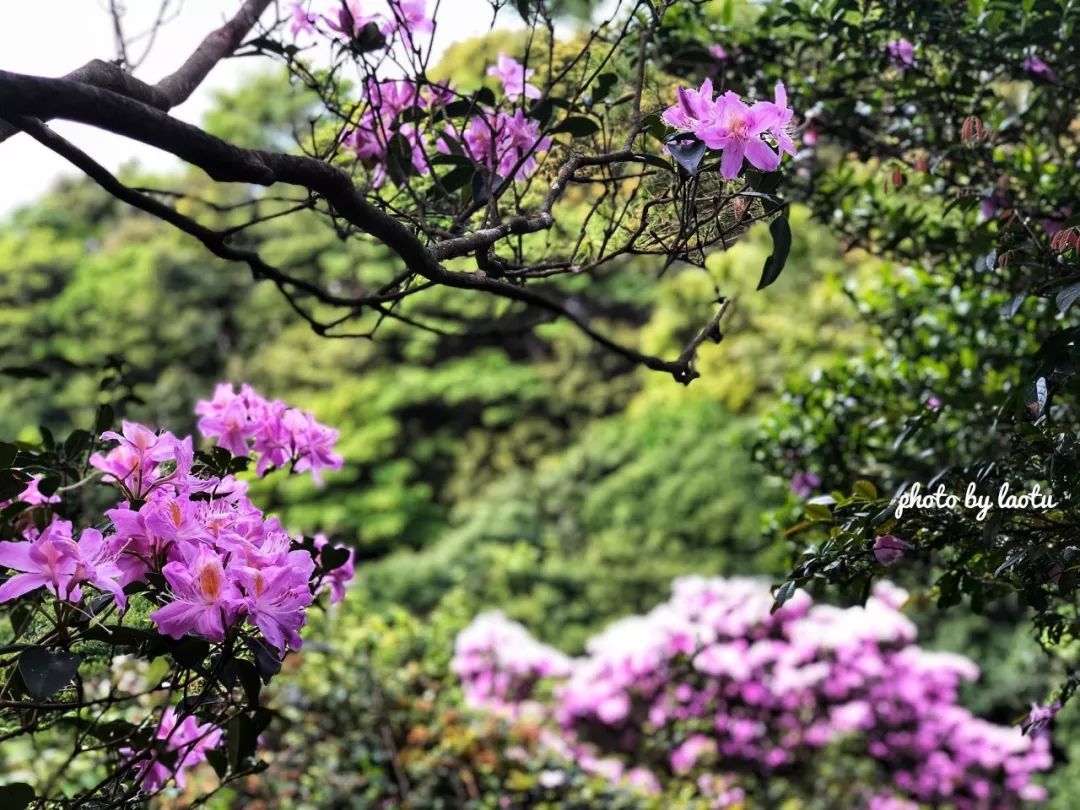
1 388 354 657
449 108 552 182
662 79 796 179
196 383 343 482
292 3 553 189
454 577 1053 808
337 54 551 186
120 707 223 791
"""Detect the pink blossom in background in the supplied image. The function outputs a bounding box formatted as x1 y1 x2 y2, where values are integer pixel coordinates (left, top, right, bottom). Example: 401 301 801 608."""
487 53 541 100
453 577 1053 807
790 470 821 497
873 534 913 566
927 395 943 409
121 707 223 791
709 44 728 63
288 2 316 36
887 38 915 68
10 475 61 506
1022 55 1056 82
323 1 374 37
1023 702 1061 736
385 0 434 36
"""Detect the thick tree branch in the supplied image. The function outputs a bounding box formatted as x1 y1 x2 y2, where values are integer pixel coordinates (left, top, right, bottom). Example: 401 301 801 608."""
0 71 720 382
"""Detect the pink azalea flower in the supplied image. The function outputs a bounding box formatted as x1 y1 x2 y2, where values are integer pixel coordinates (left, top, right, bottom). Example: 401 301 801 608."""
758 82 797 158
697 91 784 179
385 0 434 35
709 45 728 63
90 421 179 499
13 475 61 506
1022 702 1061 736
873 534 914 566
661 78 715 132
887 38 915 68
151 546 243 642
314 534 355 604
288 2 316 36
323 1 374 37
121 707 223 791
0 519 125 607
235 552 316 652
1022 55 1056 82
487 53 541 101
790 471 821 497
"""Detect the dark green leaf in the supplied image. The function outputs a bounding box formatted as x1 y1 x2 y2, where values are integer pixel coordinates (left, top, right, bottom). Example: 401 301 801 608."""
0 783 35 809
18 646 80 701
758 215 792 290
550 116 601 137
665 135 706 174
1056 282 1080 315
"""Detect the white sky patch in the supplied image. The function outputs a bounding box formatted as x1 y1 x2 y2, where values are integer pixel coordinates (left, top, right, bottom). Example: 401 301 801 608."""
0 0 518 215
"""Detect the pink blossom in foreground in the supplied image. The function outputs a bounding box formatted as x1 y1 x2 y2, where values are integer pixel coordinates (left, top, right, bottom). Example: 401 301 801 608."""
662 80 797 179
487 53 541 101
121 707 223 791
0 519 125 607
90 421 183 499
454 577 1053 807
151 545 243 642
873 534 913 566
887 38 915 68
235 552 316 652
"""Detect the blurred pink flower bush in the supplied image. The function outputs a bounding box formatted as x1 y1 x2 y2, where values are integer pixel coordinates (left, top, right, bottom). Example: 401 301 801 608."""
454 577 1053 808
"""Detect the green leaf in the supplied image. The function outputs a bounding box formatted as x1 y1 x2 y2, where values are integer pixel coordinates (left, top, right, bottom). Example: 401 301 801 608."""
438 164 474 195
757 215 792 290
0 366 49 380
771 580 799 612
550 116 601 137
853 480 878 500
228 713 258 771
805 503 833 521
591 72 618 103
18 646 80 701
